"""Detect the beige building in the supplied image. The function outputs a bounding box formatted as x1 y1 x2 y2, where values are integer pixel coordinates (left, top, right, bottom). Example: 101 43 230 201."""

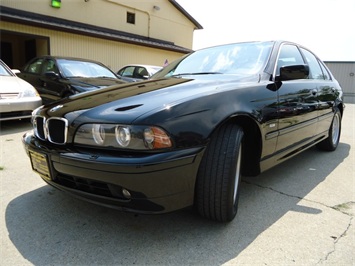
0 0 202 72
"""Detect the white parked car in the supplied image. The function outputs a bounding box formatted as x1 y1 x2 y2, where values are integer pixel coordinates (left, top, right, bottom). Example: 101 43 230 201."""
0 59 42 121
117 64 162 82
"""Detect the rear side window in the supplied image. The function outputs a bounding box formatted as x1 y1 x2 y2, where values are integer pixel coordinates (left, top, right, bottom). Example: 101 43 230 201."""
43 59 59 74
276 45 304 75
136 67 148 78
300 48 324 80
318 61 331 80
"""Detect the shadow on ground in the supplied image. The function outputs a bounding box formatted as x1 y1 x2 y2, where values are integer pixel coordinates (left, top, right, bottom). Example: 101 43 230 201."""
0 119 32 136
5 143 350 265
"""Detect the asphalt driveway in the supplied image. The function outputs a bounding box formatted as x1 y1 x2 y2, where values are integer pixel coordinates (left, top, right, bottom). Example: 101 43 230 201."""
1 105 354 265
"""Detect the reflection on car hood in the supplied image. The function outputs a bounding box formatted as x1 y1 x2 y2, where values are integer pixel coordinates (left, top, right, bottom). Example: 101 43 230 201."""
45 74 258 123
0 75 35 94
65 77 125 90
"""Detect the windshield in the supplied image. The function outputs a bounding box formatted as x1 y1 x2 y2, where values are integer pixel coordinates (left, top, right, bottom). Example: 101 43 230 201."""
58 59 117 79
153 41 273 79
0 62 13 76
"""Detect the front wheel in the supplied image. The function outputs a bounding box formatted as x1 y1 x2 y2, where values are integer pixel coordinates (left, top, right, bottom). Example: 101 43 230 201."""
317 108 342 151
195 124 244 222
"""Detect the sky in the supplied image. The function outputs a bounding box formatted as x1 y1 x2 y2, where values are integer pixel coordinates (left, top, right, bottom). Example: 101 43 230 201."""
176 0 355 61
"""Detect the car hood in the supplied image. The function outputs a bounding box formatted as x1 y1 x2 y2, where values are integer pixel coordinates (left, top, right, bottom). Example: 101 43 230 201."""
65 77 125 91
44 74 259 124
0 75 35 94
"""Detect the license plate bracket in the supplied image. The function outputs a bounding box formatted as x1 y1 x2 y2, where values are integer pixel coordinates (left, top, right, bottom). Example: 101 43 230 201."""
29 150 51 180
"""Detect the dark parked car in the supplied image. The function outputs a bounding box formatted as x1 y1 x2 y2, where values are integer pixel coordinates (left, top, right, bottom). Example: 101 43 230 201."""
18 56 125 104
117 64 162 82
23 41 344 222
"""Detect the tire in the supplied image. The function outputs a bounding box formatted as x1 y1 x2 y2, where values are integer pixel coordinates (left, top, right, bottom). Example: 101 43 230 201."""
196 124 244 222
317 107 341 151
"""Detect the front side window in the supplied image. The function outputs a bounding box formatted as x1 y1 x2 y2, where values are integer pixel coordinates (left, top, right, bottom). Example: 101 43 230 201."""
25 59 44 74
276 45 304 75
118 66 135 77
43 59 59 74
300 48 324 80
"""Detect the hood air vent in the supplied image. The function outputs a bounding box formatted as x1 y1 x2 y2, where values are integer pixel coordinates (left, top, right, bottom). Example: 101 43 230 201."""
115 104 142 112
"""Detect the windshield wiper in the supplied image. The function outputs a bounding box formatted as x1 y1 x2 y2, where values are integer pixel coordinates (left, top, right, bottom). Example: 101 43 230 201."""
172 72 221 77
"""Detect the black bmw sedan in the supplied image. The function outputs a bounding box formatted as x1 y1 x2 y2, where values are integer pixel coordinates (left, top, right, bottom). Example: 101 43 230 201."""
18 56 125 104
22 41 344 222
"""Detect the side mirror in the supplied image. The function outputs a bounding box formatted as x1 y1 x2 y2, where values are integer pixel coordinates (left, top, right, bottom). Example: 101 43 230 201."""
12 69 21 74
276 64 309 82
44 71 60 79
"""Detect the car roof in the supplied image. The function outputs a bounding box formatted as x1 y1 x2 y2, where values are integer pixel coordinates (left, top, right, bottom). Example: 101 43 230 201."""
119 64 162 69
30 55 106 65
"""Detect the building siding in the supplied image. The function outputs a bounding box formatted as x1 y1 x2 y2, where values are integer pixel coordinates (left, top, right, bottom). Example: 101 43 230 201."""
1 21 183 71
325 62 355 104
0 0 197 48
1 0 198 71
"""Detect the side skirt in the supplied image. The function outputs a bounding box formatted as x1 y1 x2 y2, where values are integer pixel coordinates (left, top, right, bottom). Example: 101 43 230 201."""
260 130 329 173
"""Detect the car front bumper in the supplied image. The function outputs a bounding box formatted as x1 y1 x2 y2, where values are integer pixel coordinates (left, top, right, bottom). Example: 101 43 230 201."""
0 97 42 121
22 132 205 214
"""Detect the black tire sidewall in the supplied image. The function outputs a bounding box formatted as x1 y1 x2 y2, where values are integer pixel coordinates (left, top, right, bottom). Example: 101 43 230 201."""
225 139 243 220
195 124 244 222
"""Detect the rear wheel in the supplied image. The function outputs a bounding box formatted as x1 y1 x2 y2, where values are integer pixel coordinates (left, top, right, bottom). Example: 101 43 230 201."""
195 124 244 222
317 108 341 151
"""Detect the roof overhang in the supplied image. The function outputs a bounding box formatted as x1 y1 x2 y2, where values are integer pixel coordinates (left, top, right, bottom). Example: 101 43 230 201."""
169 0 203 30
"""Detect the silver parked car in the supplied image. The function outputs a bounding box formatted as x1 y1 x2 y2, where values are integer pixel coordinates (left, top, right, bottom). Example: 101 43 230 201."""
117 64 162 82
0 60 42 121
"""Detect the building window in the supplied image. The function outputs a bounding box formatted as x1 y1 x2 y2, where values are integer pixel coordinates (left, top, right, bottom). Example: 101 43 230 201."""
127 12 135 24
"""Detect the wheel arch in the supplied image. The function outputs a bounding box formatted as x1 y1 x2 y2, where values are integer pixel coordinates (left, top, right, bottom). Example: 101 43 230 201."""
216 114 262 176
337 103 344 119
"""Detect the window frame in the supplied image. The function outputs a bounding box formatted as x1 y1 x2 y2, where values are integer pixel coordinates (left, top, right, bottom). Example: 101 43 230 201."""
126 12 136 25
300 48 325 80
275 44 305 77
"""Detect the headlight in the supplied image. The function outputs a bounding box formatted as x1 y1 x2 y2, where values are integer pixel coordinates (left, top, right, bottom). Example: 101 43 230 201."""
74 123 172 150
20 87 39 98
115 126 131 147
92 124 105 145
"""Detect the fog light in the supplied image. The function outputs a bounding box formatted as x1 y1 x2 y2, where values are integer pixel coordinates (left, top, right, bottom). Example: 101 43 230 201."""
122 188 131 199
